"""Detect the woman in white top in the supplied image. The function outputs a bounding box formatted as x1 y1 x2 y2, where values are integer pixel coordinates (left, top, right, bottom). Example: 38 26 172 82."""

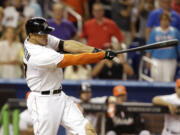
0 27 23 79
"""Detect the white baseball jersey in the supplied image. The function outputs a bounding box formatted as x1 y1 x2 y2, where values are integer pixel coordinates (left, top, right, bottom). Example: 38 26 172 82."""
23 35 64 91
161 93 180 134
25 34 90 135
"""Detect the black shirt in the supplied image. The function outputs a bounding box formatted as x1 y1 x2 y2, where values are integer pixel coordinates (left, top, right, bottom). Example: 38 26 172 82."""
97 63 123 79
106 111 144 134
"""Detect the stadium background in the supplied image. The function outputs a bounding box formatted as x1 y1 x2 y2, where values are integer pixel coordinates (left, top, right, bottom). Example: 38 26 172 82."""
0 0 180 135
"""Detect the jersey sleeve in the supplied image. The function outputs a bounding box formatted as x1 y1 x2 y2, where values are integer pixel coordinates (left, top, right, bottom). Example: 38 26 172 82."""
161 94 175 103
47 34 62 51
30 48 64 69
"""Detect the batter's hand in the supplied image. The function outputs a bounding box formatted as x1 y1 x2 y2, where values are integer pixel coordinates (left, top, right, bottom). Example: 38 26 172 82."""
168 103 177 115
105 50 117 60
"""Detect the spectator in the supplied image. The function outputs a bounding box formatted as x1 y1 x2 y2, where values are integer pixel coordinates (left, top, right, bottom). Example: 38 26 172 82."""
2 4 19 28
70 82 107 134
146 12 180 82
79 82 93 103
106 85 144 135
0 27 23 79
61 0 90 27
145 0 180 40
111 0 134 46
16 0 35 18
77 82 108 104
28 0 43 17
155 0 161 9
99 0 112 18
171 0 180 16
64 65 92 80
2 0 35 28
92 55 134 79
81 2 124 50
0 7 4 38
131 0 155 42
48 3 78 40
19 0 42 18
152 78 180 135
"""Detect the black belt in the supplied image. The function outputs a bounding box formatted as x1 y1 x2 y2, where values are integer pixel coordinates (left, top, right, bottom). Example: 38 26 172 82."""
41 88 61 95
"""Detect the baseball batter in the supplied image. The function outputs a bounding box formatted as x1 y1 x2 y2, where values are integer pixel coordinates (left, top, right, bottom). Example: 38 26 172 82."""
24 17 117 135
152 79 180 135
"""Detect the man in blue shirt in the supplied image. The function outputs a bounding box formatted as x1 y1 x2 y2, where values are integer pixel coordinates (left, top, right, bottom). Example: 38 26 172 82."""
146 0 180 40
146 12 180 82
48 3 78 40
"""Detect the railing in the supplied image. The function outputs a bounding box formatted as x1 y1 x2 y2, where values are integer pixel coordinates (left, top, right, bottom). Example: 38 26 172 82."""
139 56 155 82
65 6 82 33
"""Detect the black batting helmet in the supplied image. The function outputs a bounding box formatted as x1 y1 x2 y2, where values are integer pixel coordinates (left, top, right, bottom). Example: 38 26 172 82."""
25 17 54 35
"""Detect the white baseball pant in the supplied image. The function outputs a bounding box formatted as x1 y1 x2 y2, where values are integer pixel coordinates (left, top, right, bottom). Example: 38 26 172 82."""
27 91 94 135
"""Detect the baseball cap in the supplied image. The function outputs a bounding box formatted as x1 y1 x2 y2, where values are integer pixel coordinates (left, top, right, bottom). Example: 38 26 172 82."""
80 82 91 92
113 85 127 96
176 79 180 87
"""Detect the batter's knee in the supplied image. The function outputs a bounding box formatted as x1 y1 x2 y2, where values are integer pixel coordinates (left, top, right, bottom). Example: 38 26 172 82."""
85 122 97 135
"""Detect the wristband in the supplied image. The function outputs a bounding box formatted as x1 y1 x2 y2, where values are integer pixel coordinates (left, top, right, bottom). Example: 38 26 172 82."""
58 40 64 52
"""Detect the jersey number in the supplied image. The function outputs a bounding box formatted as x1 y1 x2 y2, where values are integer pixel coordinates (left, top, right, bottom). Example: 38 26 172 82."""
23 63 27 78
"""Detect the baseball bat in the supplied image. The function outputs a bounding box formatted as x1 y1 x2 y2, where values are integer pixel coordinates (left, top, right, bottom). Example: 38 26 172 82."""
115 39 178 54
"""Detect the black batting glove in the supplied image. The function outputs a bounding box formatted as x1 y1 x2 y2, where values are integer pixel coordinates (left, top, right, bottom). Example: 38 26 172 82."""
104 50 117 60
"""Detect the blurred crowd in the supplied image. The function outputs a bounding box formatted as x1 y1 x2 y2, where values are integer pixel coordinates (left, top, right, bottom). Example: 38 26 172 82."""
0 0 180 82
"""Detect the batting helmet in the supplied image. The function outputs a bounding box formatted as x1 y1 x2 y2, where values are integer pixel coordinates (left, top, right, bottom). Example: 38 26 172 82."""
25 17 54 35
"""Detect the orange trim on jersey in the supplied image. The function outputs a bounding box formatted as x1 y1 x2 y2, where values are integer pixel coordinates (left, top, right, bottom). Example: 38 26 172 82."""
25 91 31 99
59 52 105 68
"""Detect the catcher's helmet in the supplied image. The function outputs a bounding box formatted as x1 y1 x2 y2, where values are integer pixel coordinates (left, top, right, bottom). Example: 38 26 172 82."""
25 17 54 35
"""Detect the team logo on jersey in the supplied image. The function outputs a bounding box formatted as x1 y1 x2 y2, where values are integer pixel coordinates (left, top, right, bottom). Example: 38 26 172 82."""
24 46 31 61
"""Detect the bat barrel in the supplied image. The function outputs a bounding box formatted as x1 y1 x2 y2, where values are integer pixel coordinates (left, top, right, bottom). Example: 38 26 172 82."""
115 39 179 54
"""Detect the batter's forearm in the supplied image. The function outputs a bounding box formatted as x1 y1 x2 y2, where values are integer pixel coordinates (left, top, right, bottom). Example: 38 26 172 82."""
63 40 95 53
58 52 105 68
